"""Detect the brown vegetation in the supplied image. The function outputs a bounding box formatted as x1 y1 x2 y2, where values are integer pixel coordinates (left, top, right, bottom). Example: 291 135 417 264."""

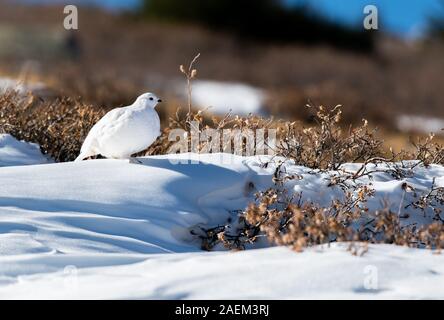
192 106 444 253
1 2 444 130
0 90 104 161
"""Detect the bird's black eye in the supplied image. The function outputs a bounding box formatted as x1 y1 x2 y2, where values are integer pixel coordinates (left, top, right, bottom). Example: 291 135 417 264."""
149 97 154 101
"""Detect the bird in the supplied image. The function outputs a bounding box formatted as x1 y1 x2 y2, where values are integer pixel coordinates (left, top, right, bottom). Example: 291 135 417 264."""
75 92 162 162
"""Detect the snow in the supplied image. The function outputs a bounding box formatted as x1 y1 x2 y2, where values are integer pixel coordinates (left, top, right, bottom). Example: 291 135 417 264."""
0 153 258 255
0 134 52 167
1 244 443 299
180 80 266 115
282 160 444 227
0 137 443 299
396 114 444 136
0 76 47 96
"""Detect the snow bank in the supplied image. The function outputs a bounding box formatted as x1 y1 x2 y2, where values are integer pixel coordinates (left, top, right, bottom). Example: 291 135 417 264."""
1 244 443 299
0 76 47 96
180 80 266 115
0 134 52 167
0 150 443 298
282 161 444 227
396 114 444 136
0 153 259 255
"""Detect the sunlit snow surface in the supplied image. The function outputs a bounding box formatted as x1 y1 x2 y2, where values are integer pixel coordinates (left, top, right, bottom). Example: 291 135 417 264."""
0 77 47 96
0 134 52 167
397 114 444 136
183 80 266 115
0 136 443 299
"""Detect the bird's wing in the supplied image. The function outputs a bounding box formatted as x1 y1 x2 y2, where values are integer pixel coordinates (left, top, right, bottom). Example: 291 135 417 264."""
80 107 130 153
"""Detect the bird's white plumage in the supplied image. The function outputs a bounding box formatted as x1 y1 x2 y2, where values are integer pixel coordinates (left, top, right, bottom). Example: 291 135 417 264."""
75 93 161 161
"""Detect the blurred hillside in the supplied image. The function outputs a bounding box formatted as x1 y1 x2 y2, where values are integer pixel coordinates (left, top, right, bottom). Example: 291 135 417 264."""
0 0 443 139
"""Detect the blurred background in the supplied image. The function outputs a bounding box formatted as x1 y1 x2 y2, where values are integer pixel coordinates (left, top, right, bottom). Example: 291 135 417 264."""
1 0 444 149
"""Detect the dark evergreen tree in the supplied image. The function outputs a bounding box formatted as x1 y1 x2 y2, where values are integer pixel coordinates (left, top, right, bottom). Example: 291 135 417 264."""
139 0 374 52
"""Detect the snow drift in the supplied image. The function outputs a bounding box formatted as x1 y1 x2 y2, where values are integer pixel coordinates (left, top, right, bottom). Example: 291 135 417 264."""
0 136 443 299
180 80 266 115
0 77 49 97
0 134 52 167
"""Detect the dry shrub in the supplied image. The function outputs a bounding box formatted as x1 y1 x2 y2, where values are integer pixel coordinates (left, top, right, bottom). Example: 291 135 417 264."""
274 105 383 170
272 104 444 170
152 109 276 156
142 53 278 156
0 90 105 161
409 134 444 166
194 105 444 253
201 185 444 253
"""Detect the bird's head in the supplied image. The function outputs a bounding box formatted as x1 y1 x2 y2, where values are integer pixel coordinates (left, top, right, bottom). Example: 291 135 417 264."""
135 92 162 109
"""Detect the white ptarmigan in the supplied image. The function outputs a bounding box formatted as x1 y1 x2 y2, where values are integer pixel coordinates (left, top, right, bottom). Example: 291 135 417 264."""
75 92 162 161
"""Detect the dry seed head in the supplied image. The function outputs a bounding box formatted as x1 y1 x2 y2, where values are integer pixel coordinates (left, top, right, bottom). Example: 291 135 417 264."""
362 119 368 127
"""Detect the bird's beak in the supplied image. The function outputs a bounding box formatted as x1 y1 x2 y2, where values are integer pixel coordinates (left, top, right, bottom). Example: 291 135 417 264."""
157 99 162 103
